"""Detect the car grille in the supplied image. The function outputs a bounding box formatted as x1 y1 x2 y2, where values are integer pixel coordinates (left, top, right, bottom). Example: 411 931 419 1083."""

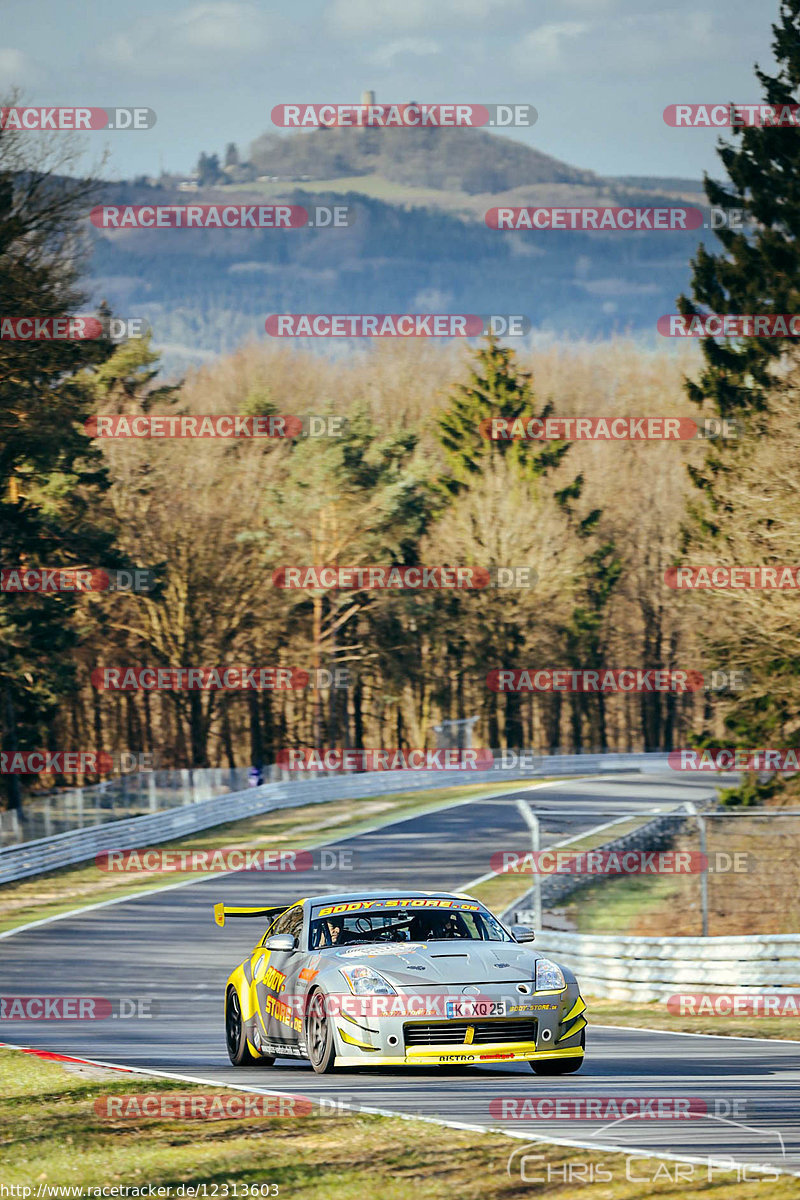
404 1019 538 1046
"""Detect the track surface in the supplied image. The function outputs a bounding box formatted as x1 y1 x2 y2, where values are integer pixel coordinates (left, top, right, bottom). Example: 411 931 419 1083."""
2 773 799 1177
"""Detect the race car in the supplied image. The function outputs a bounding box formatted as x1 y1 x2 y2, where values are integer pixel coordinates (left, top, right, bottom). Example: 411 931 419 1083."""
215 889 586 1073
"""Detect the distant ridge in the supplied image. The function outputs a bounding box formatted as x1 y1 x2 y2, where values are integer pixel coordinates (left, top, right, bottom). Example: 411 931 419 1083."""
612 175 707 194
249 125 601 196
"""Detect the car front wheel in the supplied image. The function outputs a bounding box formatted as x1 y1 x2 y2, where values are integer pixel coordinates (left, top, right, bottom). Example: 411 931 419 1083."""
305 990 336 1073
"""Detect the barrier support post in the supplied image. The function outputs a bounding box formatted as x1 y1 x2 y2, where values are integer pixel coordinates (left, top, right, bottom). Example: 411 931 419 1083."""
685 802 709 937
516 799 542 932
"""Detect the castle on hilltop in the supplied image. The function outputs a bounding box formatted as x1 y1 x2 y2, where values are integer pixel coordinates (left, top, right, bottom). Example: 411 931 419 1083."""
316 92 421 130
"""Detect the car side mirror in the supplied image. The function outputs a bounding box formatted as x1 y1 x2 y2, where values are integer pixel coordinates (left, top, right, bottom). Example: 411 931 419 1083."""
264 933 296 952
511 924 535 943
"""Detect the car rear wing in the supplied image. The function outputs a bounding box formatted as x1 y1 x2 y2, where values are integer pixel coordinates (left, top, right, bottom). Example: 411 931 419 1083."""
213 902 290 928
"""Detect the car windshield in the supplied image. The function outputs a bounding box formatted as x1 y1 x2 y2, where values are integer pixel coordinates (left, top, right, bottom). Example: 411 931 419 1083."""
308 903 512 949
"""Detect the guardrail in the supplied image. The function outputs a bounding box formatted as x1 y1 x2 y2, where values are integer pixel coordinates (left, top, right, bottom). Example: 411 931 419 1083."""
0 751 673 885
514 930 800 1001
0 765 281 845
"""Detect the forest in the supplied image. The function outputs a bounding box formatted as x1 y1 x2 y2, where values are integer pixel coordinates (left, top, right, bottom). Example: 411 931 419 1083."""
3 3 800 810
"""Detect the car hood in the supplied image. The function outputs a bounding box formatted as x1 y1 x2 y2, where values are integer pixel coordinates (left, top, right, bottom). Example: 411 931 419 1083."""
326 941 540 985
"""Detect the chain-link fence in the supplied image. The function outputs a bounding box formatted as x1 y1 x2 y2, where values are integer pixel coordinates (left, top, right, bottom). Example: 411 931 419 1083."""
508 806 800 938
0 765 288 845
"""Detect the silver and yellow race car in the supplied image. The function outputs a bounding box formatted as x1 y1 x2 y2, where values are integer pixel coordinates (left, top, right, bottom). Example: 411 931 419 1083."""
216 890 586 1074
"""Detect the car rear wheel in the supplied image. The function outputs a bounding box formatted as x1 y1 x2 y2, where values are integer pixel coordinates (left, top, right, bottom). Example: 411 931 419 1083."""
306 990 336 1074
226 987 272 1066
531 1030 585 1074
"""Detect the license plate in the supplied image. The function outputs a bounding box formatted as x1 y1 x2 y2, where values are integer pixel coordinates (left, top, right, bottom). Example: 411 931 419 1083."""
445 999 507 1019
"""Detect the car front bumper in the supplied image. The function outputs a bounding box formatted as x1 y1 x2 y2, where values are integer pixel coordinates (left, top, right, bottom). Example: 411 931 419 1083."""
334 1044 584 1067
331 987 587 1068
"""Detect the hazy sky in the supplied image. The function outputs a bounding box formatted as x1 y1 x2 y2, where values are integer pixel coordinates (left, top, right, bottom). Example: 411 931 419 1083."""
0 0 783 181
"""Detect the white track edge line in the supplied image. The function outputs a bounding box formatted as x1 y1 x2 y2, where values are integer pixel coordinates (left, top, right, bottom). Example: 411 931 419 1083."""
1 1041 795 1178
592 1021 800 1044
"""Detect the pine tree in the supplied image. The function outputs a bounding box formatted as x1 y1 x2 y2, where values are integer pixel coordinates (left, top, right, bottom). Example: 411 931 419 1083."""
678 2 800 798
0 115 124 812
195 152 223 186
436 336 569 495
564 541 622 751
678 0 800 417
254 402 433 749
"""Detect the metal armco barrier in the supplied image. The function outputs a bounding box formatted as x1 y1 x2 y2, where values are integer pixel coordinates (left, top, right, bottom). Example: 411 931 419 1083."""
518 930 800 1001
0 752 672 884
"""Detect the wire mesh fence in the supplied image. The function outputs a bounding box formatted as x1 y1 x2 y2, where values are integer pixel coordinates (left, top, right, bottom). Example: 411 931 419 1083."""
0 765 287 845
507 807 800 939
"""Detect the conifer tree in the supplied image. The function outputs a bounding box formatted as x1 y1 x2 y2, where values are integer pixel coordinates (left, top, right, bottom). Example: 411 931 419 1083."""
678 2 800 796
0 113 123 811
436 336 569 495
678 1 800 417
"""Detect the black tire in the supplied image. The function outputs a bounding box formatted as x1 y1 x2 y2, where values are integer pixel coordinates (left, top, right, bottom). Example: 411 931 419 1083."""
305 990 336 1074
531 1030 585 1075
226 987 272 1066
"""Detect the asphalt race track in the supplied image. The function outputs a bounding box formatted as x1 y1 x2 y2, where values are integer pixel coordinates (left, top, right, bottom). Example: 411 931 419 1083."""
2 773 799 1178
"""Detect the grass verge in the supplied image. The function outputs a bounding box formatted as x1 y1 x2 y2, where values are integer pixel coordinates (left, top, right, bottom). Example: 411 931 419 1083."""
589 998 800 1041
0 1048 794 1196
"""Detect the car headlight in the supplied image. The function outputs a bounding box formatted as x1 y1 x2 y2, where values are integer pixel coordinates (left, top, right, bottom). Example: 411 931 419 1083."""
535 958 566 991
340 965 397 995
